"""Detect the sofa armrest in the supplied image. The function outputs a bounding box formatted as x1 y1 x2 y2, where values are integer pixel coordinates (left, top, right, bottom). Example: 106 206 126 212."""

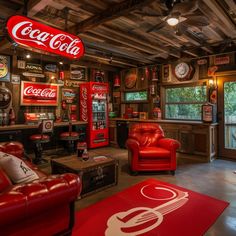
126 138 140 150
0 173 81 227
156 138 180 151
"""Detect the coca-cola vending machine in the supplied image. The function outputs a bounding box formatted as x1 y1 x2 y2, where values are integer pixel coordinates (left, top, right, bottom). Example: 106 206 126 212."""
80 82 109 148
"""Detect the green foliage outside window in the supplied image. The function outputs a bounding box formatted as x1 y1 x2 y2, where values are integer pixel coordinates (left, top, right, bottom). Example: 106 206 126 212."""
224 82 236 117
165 85 207 120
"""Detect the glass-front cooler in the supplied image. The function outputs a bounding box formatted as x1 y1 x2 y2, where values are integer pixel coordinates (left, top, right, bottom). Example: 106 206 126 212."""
80 82 109 148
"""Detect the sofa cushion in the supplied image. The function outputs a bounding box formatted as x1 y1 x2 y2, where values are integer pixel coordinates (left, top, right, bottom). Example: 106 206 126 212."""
139 147 171 159
4 142 24 159
0 152 39 184
0 168 12 191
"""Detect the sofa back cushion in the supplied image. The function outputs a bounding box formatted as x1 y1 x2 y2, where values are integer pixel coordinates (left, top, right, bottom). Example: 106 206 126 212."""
129 123 164 147
3 142 24 159
0 168 12 192
0 152 39 184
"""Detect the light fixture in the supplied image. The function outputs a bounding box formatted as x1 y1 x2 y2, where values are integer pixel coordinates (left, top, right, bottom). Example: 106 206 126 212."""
167 17 179 26
25 53 31 59
166 13 180 26
59 61 63 65
208 79 214 87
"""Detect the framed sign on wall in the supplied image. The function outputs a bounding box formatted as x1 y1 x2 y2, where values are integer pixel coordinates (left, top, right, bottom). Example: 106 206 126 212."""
20 81 59 106
0 55 11 82
122 68 137 89
70 65 87 80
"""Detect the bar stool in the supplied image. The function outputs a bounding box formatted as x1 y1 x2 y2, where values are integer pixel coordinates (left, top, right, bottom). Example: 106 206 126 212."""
60 121 80 154
30 119 54 164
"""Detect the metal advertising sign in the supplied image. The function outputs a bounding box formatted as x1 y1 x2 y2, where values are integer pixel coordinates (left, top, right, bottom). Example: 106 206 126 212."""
20 81 59 106
0 55 10 82
7 15 85 59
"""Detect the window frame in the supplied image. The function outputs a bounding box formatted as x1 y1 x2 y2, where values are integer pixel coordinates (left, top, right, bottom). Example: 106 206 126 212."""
162 82 208 121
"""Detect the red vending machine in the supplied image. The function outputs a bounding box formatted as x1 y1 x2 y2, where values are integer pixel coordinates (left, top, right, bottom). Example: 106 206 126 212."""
80 82 109 148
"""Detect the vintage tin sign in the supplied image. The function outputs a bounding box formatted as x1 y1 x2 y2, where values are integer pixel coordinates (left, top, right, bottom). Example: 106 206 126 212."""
7 15 85 59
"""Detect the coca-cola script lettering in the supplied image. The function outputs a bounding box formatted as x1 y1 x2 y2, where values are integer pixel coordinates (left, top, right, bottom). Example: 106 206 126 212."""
7 15 85 59
21 81 59 106
24 86 56 99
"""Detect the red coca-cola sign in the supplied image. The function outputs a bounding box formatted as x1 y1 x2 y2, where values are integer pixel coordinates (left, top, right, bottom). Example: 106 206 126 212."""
6 15 85 59
21 81 59 106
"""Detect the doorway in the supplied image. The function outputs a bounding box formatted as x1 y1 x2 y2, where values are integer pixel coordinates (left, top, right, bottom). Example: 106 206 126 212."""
218 75 236 159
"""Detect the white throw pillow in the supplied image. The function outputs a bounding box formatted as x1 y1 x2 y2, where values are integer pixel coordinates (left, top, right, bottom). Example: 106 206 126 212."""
0 151 39 184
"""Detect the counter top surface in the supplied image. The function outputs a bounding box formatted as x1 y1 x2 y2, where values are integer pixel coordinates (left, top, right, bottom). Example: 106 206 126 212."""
109 118 218 125
0 121 87 131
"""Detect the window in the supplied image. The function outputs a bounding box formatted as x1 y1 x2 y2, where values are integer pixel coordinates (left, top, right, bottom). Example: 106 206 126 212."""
165 85 207 120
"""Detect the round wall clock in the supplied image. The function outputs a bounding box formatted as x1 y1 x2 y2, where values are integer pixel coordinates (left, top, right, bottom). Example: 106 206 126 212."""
174 62 195 81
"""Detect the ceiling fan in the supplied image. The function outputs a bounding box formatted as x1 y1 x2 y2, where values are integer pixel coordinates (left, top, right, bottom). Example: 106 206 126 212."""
135 0 209 34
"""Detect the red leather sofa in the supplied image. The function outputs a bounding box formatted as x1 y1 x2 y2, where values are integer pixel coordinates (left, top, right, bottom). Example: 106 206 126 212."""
0 142 81 236
126 123 180 175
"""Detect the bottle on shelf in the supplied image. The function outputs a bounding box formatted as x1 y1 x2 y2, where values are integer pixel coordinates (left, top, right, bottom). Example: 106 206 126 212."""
2 110 8 126
82 148 89 161
9 108 16 125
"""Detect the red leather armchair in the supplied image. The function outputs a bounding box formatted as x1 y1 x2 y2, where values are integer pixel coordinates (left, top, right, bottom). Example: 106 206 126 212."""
0 142 81 236
126 123 180 175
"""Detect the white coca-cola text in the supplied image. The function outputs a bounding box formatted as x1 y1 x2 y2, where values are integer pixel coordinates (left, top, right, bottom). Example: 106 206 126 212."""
24 86 56 98
12 21 82 56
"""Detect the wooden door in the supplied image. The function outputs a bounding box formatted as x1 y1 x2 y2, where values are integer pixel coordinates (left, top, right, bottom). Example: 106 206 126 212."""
218 74 236 159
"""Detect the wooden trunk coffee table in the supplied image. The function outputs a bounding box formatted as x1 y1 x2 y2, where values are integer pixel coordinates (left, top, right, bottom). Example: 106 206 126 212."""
51 155 119 198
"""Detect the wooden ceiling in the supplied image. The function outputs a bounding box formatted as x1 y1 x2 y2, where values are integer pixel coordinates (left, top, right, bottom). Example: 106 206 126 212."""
0 0 236 69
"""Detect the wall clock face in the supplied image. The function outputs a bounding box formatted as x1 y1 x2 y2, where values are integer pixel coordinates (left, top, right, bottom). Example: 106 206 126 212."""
174 62 191 80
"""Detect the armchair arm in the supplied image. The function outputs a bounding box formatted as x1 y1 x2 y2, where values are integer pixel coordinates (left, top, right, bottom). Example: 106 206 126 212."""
126 138 140 171
0 173 81 227
156 138 180 151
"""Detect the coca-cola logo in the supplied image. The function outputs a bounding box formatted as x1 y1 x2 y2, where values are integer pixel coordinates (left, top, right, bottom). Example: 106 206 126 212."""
21 81 59 106
7 15 85 59
24 86 56 99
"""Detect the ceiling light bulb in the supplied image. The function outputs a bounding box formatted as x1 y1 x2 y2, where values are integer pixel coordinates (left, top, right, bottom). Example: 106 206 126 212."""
26 53 31 59
167 17 179 26
59 61 63 65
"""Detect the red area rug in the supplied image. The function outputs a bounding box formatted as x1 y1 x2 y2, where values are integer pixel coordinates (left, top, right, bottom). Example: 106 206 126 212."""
73 179 229 236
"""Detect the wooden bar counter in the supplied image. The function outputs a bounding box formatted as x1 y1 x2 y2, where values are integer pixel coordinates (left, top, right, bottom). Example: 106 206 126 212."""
0 121 87 131
109 118 218 163
0 121 87 151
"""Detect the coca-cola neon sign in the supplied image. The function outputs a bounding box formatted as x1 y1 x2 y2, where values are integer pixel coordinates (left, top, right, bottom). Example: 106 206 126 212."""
21 81 59 106
7 15 85 59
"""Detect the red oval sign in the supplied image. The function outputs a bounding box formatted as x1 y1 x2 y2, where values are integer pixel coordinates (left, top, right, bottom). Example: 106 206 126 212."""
6 15 85 59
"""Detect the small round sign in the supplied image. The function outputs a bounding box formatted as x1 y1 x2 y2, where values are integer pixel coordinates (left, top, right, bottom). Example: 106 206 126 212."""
0 87 12 109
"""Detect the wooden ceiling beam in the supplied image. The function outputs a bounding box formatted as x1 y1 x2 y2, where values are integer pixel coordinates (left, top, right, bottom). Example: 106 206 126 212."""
98 25 171 55
28 0 54 17
84 54 136 68
89 29 160 55
69 0 155 34
81 36 154 64
199 0 236 38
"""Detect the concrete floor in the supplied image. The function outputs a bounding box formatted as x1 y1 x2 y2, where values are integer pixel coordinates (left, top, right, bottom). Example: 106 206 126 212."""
71 147 236 236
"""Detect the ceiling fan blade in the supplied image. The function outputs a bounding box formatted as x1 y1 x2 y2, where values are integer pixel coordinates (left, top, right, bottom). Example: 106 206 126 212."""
185 16 209 27
172 0 198 15
146 21 167 33
175 23 186 36
135 12 164 17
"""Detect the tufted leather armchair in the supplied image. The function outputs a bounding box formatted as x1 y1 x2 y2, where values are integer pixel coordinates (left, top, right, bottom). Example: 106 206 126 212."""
0 142 81 236
126 123 180 175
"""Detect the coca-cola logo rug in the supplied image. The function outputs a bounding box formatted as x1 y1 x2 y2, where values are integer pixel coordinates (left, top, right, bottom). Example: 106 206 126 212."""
73 179 229 236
